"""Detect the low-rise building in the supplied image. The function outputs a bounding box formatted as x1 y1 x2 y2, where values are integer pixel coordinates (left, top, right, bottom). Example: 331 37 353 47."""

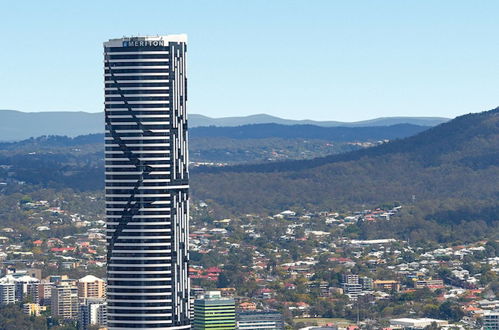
374 280 400 292
483 310 499 330
23 303 46 316
237 310 284 329
194 291 235 330
413 278 444 289
389 318 448 329
360 277 374 290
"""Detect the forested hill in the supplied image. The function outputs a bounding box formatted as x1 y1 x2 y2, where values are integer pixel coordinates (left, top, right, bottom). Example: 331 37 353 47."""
0 123 430 165
0 134 103 150
0 122 431 190
190 123 428 141
191 107 499 214
0 123 427 148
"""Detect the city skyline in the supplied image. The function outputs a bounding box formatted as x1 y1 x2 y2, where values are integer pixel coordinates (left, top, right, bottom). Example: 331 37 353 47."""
1 1 498 121
0 2 496 329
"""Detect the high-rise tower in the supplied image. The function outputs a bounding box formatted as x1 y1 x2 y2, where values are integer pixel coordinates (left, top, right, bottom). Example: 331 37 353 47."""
104 35 189 329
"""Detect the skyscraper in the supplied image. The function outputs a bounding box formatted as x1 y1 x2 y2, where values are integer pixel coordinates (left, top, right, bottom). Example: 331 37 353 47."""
104 35 190 329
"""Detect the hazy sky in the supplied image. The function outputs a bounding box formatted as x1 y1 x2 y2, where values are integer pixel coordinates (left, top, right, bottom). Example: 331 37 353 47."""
0 1 498 121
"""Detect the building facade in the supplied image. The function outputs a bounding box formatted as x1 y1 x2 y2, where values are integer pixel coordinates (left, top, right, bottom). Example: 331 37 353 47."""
38 281 54 305
104 35 190 329
483 310 499 330
193 291 235 330
237 310 284 330
0 283 15 305
51 283 79 319
79 298 107 330
77 275 106 299
23 303 46 317
342 274 362 298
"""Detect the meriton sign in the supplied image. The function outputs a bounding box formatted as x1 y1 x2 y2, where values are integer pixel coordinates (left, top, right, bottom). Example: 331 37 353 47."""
123 40 165 47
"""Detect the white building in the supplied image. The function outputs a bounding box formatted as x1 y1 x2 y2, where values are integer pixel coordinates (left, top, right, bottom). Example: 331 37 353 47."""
237 310 284 329
79 298 107 330
390 318 448 329
0 283 15 305
0 274 39 304
483 310 499 330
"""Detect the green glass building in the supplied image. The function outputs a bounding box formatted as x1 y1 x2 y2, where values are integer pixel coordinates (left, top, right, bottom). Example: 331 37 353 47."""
193 291 236 330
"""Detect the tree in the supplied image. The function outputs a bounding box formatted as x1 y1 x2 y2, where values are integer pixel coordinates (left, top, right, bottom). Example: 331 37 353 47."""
438 301 464 322
0 304 47 330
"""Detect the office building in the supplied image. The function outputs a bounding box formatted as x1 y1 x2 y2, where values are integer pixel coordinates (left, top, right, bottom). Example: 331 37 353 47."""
14 275 39 302
0 274 39 303
359 277 373 291
38 281 54 305
193 291 235 329
413 278 444 289
483 310 499 330
237 310 284 329
342 274 359 285
79 298 107 330
342 282 362 297
77 275 105 299
342 274 362 297
373 280 400 292
51 283 79 319
0 283 15 305
104 35 190 329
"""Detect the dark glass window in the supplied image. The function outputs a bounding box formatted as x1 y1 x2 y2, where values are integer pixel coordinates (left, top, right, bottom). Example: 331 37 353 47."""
106 90 169 95
108 61 169 67
106 69 169 74
105 83 168 88
107 46 169 52
105 75 169 81
106 54 169 59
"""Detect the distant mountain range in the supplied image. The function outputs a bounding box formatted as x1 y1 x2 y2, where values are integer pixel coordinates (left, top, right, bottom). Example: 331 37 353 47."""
190 123 428 141
190 113 450 128
0 110 102 141
0 109 449 141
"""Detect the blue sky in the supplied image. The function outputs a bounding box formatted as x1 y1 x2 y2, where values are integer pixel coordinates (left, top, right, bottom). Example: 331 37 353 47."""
0 1 498 121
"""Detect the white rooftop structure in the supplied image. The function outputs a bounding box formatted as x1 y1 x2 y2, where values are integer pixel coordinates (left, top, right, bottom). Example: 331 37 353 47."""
390 318 448 329
0 274 39 283
79 275 104 283
104 34 187 47
350 239 397 245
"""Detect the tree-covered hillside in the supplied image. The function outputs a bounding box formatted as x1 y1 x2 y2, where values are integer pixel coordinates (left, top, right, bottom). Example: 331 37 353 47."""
192 108 499 216
0 123 429 189
190 123 427 140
